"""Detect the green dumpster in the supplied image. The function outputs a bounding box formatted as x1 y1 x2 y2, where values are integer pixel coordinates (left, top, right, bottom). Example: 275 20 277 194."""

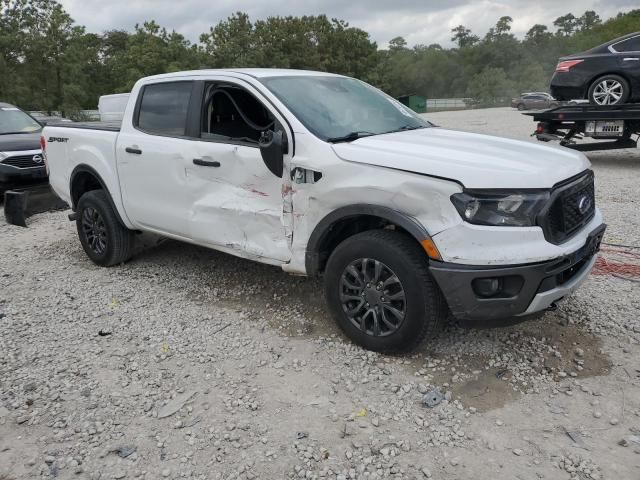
397 94 427 113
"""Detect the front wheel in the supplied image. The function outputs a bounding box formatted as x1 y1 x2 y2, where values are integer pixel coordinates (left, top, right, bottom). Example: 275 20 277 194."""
324 230 447 353
76 190 134 266
588 75 630 105
517 104 526 111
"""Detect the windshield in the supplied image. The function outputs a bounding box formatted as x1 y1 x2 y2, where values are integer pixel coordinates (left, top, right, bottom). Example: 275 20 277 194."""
260 75 430 141
0 106 42 135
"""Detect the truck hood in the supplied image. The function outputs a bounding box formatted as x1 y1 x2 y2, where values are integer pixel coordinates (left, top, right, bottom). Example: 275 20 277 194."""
0 132 41 152
331 127 590 189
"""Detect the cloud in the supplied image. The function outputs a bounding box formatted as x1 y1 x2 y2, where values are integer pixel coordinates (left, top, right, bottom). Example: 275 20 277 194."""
58 0 639 48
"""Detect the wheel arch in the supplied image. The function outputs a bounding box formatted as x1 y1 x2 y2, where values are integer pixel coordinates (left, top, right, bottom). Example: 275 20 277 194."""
305 204 434 276
70 164 126 226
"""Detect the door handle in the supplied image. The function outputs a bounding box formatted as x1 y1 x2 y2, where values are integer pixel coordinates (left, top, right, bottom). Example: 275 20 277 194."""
623 57 639 61
125 147 142 154
193 158 221 167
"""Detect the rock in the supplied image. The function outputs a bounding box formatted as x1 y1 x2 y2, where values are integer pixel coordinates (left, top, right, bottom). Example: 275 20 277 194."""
421 467 432 478
161 469 171 477
593 411 602 419
113 471 126 479
513 448 524 456
157 391 198 419
422 389 443 408
16 415 29 424
610 418 620 426
575 348 585 357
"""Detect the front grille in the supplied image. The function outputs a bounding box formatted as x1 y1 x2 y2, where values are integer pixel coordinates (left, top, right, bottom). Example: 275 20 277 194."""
541 172 596 244
1 154 43 169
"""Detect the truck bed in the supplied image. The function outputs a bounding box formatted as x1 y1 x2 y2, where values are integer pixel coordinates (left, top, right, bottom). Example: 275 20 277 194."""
46 121 121 132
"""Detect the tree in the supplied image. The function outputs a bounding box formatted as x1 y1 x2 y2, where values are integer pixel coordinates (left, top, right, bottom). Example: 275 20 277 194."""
577 11 601 31
199 12 254 67
466 67 517 104
554 13 578 36
450 25 478 47
495 16 513 35
388 36 407 51
525 24 552 45
2 3 640 113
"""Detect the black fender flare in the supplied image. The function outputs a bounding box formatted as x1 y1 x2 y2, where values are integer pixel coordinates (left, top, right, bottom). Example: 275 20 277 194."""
69 164 126 226
305 204 433 276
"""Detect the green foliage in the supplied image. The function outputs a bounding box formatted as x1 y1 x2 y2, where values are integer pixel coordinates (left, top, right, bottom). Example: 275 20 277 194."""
1 1 639 112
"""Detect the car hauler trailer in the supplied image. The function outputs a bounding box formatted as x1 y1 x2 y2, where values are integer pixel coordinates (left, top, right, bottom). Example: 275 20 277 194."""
528 104 640 152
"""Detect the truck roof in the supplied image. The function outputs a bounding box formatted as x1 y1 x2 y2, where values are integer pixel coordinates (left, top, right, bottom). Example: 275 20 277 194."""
140 68 343 82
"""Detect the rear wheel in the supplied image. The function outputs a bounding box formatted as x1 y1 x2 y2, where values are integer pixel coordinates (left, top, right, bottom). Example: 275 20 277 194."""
324 230 447 353
588 75 630 105
76 190 134 266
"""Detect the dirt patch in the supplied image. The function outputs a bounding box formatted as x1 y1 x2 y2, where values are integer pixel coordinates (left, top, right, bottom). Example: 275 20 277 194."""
538 321 612 380
445 321 611 412
453 368 522 412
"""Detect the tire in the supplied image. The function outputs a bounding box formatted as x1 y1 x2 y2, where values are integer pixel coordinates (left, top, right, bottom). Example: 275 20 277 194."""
76 190 134 266
517 104 526 111
588 74 630 105
323 230 447 353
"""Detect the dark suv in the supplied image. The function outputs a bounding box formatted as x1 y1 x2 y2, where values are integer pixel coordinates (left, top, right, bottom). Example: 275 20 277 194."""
550 32 640 106
0 103 46 196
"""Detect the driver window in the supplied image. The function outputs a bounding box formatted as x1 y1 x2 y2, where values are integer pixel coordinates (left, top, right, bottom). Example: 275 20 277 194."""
201 83 275 146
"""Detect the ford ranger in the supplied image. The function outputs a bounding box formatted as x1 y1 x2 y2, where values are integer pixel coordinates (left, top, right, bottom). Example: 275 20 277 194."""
43 69 606 352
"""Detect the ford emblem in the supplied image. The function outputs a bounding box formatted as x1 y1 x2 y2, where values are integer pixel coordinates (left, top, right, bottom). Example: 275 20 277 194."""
577 195 592 214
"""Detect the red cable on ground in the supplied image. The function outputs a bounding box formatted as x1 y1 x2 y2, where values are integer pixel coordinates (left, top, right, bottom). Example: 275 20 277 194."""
592 247 640 280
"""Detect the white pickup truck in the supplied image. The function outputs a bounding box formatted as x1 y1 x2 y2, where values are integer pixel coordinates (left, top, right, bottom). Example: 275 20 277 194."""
44 69 605 352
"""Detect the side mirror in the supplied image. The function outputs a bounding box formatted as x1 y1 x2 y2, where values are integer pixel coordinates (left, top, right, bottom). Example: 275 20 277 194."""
259 130 286 178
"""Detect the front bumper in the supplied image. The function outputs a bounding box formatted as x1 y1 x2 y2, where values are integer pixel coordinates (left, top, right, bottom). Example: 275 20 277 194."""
0 163 47 185
429 224 605 321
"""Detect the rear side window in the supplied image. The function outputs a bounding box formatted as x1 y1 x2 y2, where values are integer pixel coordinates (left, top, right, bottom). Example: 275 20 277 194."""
613 36 640 52
137 82 192 136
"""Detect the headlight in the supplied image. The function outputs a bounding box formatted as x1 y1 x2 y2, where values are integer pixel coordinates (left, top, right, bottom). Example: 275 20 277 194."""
451 191 550 227
0 152 7 161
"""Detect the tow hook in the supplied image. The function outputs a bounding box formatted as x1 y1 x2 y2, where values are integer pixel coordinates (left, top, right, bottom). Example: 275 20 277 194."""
546 302 560 312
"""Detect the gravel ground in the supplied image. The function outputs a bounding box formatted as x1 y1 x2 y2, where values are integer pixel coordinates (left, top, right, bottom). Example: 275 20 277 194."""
1 107 639 480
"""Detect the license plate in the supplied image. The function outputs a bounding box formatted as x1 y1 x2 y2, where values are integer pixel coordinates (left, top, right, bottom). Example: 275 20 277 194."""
585 120 624 137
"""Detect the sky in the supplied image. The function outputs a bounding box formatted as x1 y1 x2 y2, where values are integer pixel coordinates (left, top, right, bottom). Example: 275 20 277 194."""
58 0 639 48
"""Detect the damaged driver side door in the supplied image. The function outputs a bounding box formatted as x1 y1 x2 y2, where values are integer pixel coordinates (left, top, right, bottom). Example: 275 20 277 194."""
185 79 292 263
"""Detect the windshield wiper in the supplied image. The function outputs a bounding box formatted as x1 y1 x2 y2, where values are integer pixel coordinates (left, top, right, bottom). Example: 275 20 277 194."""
326 131 376 143
0 131 37 135
382 125 428 135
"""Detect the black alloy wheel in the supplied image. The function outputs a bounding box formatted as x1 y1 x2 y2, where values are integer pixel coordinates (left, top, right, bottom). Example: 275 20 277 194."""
81 206 108 256
339 258 406 337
